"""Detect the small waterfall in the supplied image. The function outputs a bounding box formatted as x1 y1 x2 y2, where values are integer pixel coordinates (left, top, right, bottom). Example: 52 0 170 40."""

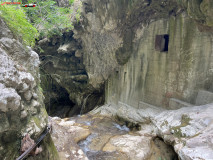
80 93 92 115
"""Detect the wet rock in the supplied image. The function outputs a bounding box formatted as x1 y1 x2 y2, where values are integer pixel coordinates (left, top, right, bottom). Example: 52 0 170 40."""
89 134 113 151
49 116 89 160
94 103 213 160
103 134 152 160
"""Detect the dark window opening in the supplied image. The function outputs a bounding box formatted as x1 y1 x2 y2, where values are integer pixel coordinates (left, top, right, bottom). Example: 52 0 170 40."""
155 34 169 52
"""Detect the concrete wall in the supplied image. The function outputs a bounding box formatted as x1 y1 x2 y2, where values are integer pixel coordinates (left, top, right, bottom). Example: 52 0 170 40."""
105 13 213 109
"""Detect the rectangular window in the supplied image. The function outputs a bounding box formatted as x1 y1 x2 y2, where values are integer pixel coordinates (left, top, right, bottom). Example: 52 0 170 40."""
155 34 169 52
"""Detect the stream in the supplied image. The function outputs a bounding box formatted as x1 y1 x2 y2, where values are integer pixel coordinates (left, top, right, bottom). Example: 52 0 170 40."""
50 114 178 160
72 115 130 160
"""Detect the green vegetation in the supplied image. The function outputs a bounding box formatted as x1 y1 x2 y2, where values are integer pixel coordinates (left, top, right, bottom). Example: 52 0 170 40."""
24 0 73 38
170 114 191 138
0 0 80 45
69 0 75 5
0 5 38 46
76 7 81 23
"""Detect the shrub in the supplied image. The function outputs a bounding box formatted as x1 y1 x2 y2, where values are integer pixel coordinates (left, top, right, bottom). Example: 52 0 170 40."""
24 0 73 39
0 5 38 46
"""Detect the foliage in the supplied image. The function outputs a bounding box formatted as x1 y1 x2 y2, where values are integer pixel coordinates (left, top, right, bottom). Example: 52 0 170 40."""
0 5 38 46
69 0 75 5
76 7 81 23
24 0 73 38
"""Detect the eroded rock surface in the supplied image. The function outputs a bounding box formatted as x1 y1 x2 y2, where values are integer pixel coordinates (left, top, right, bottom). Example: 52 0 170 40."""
0 17 58 159
50 114 178 160
37 0 183 116
92 103 213 160
38 0 213 117
49 116 89 160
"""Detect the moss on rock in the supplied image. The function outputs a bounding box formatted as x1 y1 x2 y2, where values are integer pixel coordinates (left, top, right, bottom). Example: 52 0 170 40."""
170 114 191 138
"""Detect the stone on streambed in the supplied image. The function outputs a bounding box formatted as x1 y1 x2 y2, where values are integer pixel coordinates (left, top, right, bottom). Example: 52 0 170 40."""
49 116 90 160
103 134 152 160
89 134 113 151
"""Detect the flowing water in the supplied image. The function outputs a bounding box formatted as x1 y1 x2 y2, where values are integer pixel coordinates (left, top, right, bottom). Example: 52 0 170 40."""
51 114 178 160
70 115 130 160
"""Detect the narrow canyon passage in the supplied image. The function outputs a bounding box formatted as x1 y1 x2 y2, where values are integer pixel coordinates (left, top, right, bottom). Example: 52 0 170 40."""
1 0 213 159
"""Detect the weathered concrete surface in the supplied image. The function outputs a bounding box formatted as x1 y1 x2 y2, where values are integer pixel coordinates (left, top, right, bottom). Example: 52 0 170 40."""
0 17 58 159
105 12 213 109
178 0 213 28
92 103 213 160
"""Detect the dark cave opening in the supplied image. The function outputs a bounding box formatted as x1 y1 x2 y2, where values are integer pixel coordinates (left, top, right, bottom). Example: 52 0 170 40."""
40 71 78 118
40 69 105 118
152 137 179 160
45 87 78 118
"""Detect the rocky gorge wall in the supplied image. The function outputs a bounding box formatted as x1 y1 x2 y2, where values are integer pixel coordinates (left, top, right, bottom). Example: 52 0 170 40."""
0 18 58 159
39 0 181 115
38 0 213 115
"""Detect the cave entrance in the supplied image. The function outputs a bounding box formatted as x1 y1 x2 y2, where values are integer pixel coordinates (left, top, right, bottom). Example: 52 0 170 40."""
155 34 169 52
45 86 78 118
40 72 79 118
40 71 105 118
151 137 179 160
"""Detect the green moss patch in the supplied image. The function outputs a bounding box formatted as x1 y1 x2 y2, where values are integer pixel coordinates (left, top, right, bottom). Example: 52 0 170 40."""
170 114 191 138
160 120 168 128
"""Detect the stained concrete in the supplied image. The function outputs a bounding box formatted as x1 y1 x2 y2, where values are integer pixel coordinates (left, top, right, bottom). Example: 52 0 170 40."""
106 13 213 109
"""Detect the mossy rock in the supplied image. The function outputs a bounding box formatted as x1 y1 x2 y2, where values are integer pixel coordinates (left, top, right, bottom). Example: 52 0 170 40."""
170 114 191 138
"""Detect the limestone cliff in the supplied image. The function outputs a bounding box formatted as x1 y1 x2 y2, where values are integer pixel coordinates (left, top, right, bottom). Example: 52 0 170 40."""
0 18 58 159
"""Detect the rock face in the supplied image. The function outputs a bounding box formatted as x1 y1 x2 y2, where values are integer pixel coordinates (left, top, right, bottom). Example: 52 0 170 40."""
92 103 213 160
37 0 181 116
38 0 213 115
36 0 213 159
37 0 105 116
0 17 58 159
50 114 177 160
37 31 105 117
49 116 89 160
